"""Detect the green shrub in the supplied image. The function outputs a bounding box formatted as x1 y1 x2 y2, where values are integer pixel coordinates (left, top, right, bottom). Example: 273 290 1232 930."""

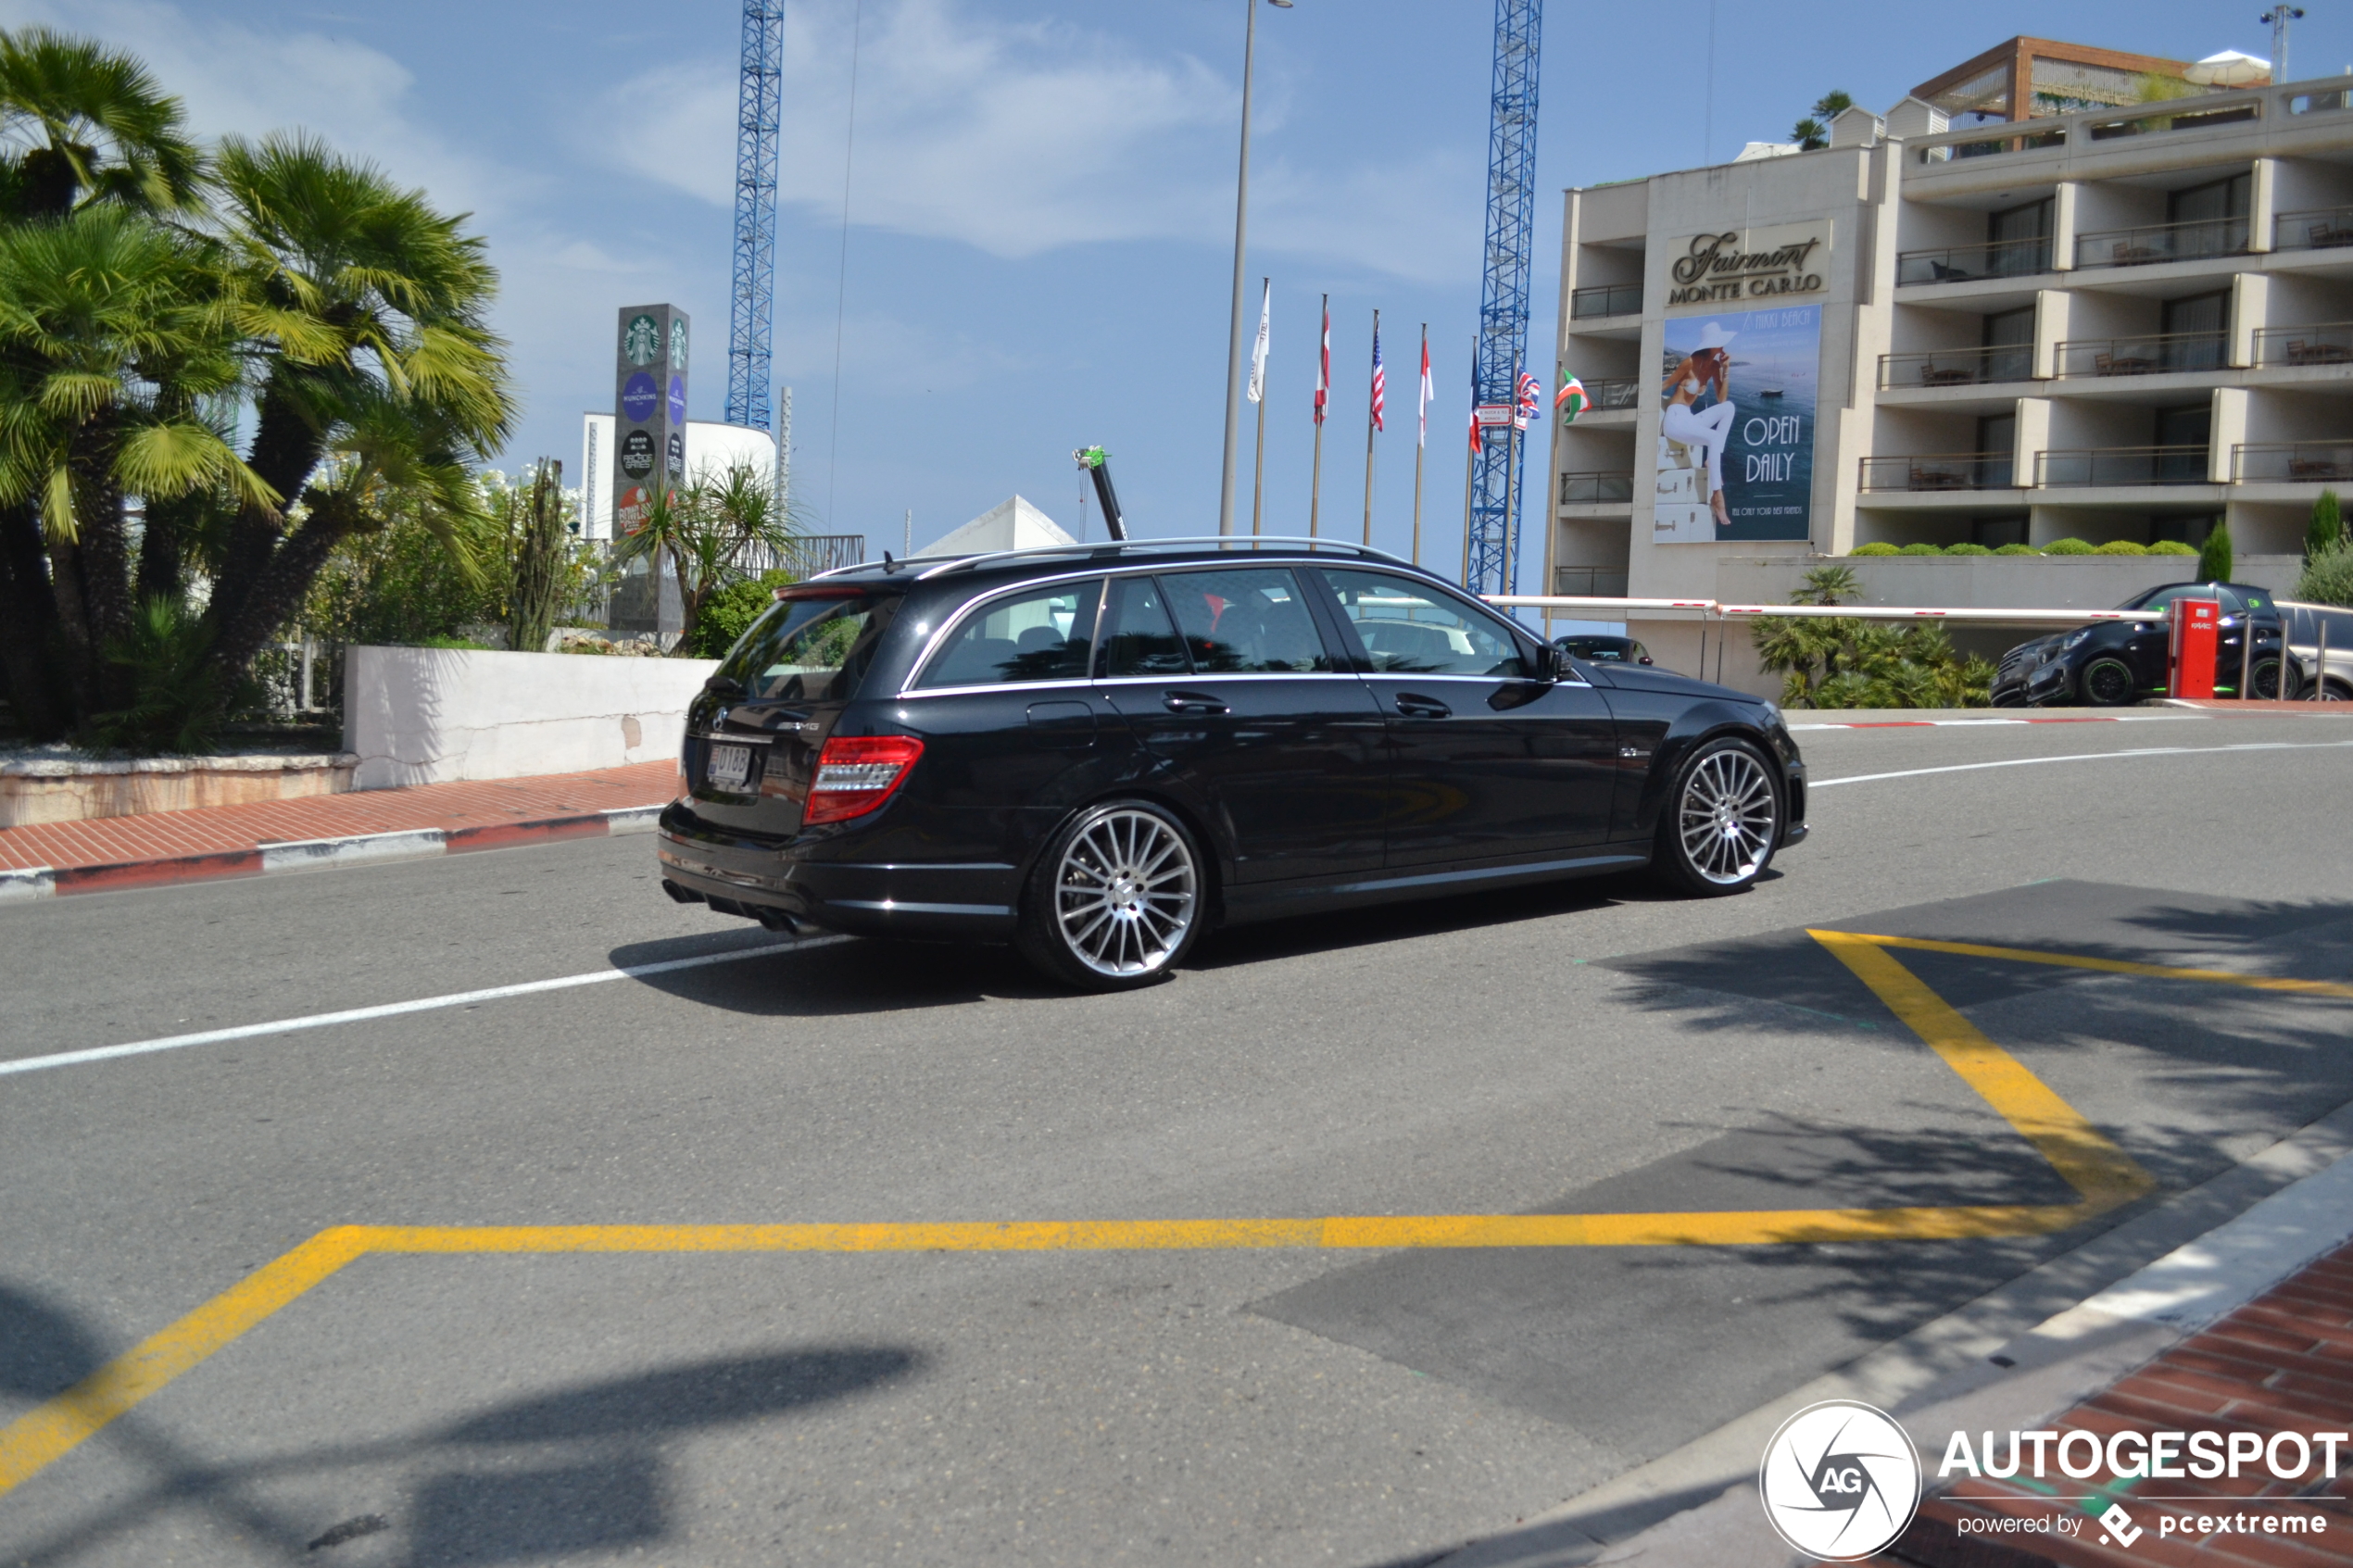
2148 539 2198 556
1994 543 2039 556
2311 490 2344 558
2094 540 2148 556
1945 543 1994 556
2197 521 2233 583
1897 542 1944 556
2295 539 2353 608
691 570 799 659
1752 582 1993 709
1849 542 1900 556
2044 537 2095 556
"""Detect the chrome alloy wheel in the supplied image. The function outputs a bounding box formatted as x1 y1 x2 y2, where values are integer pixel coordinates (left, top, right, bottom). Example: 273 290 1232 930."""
1677 747 1778 886
1053 809 1198 978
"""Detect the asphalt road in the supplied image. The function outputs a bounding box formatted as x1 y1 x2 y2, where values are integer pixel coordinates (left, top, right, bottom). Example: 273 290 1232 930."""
4 712 2351 1567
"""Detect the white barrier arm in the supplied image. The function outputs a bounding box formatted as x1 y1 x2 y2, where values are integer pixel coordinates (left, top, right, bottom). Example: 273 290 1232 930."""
1486 595 2165 626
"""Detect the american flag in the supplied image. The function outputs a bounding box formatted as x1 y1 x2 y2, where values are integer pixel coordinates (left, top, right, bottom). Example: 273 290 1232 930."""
1314 300 1330 426
1368 320 1385 433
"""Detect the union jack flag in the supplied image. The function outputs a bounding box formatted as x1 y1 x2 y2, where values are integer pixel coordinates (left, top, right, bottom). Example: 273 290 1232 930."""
1368 321 1385 433
1516 370 1541 426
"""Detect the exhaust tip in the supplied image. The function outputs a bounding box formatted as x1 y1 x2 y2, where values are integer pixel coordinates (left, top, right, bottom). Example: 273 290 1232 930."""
661 879 705 905
755 907 801 934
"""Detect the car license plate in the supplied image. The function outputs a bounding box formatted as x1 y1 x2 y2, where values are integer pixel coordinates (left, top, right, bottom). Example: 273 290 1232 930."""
706 743 753 792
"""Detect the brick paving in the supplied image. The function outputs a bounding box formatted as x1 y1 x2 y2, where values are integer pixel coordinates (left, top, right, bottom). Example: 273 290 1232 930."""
0 761 679 875
1886 1237 2353 1567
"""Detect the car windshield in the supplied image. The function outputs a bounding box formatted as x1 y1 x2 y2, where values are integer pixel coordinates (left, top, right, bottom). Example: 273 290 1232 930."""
716 587 900 702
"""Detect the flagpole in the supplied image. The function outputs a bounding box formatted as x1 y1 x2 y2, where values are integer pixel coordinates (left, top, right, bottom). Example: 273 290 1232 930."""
1216 0 1263 537
1250 277 1269 542
1503 349 1523 602
1309 292 1327 538
1412 323 1428 566
1362 307 1379 547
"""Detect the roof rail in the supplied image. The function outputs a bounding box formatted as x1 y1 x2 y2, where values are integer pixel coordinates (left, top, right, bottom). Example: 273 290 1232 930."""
900 534 1410 582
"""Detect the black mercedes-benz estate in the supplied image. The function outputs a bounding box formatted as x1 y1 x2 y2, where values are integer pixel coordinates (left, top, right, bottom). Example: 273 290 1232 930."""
657 539 1807 991
1989 581 2284 707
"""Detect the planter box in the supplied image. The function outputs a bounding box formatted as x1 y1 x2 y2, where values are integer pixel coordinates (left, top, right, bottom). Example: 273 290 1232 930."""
346 645 720 790
0 753 356 828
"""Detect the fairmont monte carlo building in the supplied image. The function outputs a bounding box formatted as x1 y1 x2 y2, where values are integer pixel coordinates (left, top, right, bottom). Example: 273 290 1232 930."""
1545 37 2353 690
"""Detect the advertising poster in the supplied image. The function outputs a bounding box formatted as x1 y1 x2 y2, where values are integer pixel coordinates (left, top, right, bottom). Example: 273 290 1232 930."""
1655 303 1820 544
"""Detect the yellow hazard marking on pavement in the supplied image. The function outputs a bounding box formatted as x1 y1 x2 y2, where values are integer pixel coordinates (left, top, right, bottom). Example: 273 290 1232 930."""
0 932 2301 1499
1831 933 2353 1000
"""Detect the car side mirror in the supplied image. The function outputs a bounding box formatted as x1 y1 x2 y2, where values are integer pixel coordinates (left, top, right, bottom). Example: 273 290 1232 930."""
1531 643 1562 682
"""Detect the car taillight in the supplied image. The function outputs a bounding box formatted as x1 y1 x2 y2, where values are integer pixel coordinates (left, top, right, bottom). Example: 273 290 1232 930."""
803 734 925 824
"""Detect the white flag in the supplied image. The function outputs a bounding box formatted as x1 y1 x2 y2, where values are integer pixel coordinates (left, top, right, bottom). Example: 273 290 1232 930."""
1246 279 1270 405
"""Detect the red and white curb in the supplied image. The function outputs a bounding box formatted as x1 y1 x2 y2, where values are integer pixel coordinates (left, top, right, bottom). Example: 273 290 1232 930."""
0 803 665 901
1789 712 2196 731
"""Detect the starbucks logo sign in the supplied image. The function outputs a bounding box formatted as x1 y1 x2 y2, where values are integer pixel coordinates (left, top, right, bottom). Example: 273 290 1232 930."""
623 312 661 367
669 317 689 370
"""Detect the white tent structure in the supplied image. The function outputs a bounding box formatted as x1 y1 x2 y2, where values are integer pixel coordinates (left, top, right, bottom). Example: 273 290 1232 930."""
914 495 1075 558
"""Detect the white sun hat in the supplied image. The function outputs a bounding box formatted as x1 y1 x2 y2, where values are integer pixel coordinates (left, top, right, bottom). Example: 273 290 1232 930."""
1693 323 1737 350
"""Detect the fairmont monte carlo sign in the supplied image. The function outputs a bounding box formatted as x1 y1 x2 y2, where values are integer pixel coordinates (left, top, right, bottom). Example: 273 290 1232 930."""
1667 223 1830 307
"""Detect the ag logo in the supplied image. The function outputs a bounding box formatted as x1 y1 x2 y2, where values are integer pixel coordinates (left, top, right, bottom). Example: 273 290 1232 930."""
1757 1400 1919 1562
623 312 661 367
619 429 654 480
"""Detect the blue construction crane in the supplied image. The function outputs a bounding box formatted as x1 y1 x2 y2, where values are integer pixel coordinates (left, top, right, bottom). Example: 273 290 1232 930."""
1464 0 1541 596
726 0 785 433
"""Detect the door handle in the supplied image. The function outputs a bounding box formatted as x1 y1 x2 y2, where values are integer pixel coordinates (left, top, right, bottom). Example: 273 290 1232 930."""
1163 690 1228 716
1394 694 1452 719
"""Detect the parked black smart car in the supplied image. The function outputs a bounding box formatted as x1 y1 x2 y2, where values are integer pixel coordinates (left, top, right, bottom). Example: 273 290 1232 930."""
1991 581 2284 707
657 539 1806 990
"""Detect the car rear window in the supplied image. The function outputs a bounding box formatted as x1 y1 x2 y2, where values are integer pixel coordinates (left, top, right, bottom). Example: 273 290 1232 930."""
717 586 901 703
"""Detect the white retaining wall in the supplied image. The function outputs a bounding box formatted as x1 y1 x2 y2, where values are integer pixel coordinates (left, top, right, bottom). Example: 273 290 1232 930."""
346 646 719 789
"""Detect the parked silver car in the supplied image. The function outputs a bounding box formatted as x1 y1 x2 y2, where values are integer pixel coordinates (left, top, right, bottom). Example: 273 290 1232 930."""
2279 601 2353 700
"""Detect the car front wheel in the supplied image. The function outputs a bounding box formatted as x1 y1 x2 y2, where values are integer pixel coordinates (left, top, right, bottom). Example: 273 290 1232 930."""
1017 799 1204 991
1655 738 1780 897
2080 657 2137 706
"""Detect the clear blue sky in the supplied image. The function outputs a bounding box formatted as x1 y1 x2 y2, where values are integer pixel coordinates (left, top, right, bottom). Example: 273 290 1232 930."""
16 0 2347 571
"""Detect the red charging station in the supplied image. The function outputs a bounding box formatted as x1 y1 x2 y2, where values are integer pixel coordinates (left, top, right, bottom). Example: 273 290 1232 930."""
2169 597 2221 698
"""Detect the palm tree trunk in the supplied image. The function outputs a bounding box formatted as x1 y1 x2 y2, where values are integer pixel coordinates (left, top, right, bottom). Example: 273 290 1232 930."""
0 503 67 739
136 490 198 605
69 426 140 711
211 380 326 634
204 508 354 692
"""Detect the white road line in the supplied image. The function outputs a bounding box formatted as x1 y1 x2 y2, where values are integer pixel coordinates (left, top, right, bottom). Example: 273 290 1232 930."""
1811 738 2353 789
1788 714 2196 731
0 936 847 1079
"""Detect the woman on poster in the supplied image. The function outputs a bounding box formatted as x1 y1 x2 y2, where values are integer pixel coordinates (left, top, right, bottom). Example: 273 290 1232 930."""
1661 325 1736 528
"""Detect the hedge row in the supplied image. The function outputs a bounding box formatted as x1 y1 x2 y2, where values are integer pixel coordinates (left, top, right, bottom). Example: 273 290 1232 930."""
1846 539 2200 558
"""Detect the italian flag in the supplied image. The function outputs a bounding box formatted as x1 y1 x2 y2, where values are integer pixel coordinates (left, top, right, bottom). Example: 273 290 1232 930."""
1555 370 1589 425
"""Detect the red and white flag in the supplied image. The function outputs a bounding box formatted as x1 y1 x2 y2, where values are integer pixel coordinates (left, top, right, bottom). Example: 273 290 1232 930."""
1417 328 1431 449
1314 299 1329 427
1368 319 1385 434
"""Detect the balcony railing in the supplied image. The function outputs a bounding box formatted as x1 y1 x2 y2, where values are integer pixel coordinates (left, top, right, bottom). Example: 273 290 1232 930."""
1877 344 2036 389
1553 566 1630 598
2052 331 2229 378
2232 442 2353 483
2253 322 2353 368
2035 445 2212 487
1580 377 1641 411
1569 282 1642 320
1559 471 1635 506
2274 206 2353 251
2074 216 2249 269
1858 453 2018 492
2084 100 2260 141
1894 235 2053 285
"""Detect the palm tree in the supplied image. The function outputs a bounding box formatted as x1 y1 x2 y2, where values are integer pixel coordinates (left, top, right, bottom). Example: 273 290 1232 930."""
1792 90 1853 152
0 204 261 719
0 27 203 219
198 132 511 687
614 462 798 654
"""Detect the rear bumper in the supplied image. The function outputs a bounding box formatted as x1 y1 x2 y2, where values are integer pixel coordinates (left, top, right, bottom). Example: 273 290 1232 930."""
656 804 1020 939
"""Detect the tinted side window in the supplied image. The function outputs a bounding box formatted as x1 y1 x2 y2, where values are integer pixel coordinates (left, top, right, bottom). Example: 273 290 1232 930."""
1100 576 1189 677
1161 568 1334 673
918 579 1101 689
1318 570 1528 677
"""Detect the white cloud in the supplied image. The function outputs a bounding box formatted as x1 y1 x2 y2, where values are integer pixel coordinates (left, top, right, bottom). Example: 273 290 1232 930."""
605 0 1239 258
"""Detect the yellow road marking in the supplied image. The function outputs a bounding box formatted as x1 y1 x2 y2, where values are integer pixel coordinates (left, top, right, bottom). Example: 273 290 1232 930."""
1809 933 2157 1205
1833 933 2353 1000
2 930 2310 1500
0 1226 371 1496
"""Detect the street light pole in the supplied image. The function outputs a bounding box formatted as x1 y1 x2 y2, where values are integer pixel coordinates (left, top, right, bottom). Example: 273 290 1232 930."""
1218 0 1290 536
2262 6 2304 83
